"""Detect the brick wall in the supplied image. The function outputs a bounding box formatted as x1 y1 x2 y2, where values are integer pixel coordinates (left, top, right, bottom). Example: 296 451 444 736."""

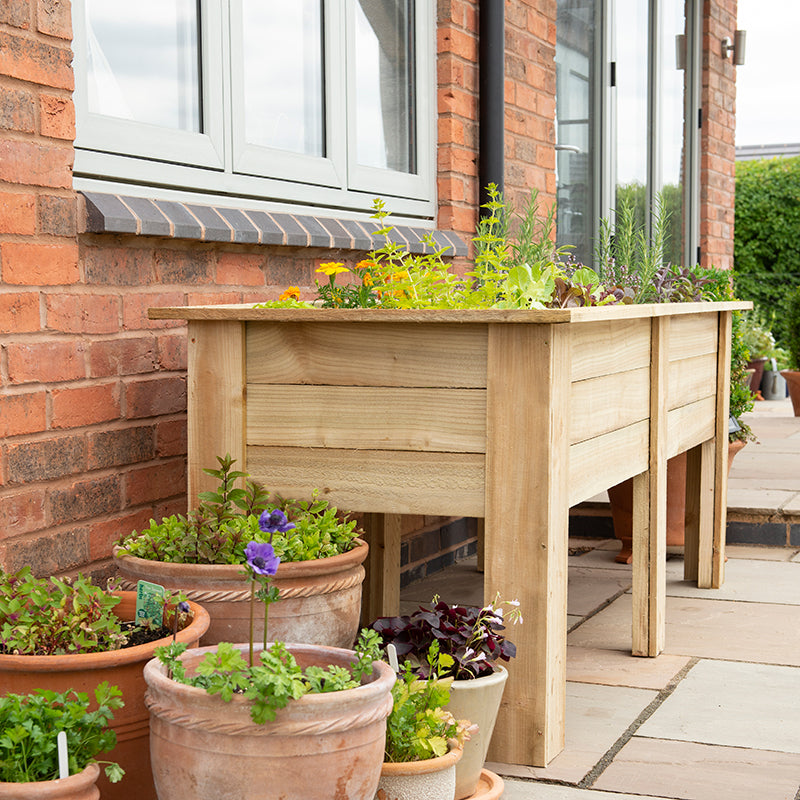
700 0 737 270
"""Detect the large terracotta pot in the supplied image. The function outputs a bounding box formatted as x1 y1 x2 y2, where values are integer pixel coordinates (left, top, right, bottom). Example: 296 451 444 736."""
0 594 209 800
609 441 747 563
447 666 507 800
375 744 463 800
144 641 394 800
114 539 368 648
0 764 101 800
780 370 800 415
747 357 768 392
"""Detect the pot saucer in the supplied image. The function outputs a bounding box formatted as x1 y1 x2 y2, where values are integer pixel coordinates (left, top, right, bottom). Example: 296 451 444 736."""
463 769 504 800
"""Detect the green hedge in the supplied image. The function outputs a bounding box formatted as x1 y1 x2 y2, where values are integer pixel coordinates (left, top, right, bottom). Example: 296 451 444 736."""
734 155 800 346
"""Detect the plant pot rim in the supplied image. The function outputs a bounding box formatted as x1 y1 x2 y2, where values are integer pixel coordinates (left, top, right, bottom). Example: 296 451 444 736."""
380 743 464 776
144 640 395 720
0 762 100 794
452 663 508 685
0 593 209 671
113 538 368 580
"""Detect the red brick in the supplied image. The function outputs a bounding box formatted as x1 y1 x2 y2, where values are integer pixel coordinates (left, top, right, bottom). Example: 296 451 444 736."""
37 0 72 39
0 489 47 538
39 194 77 236
88 509 156 561
0 391 47 437
51 382 120 429
49 474 121 525
1 528 89 576
0 191 36 234
87 424 155 470
155 495 190 520
7 340 86 384
156 418 187 458
154 249 214 284
0 292 40 333
0 30 73 90
185 291 241 306
125 376 186 419
1 241 80 285
0 140 73 189
156 332 187 371
125 459 187 506
84 246 154 286
0 2 30 28
39 94 75 140
216 252 266 286
0 85 36 132
46 294 121 334
5 434 86 483
89 337 158 377
122 292 185 331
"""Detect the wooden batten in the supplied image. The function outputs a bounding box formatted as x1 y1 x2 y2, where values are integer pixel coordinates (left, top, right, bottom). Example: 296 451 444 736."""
246 384 487 453
667 352 718 408
666 396 717 458
667 313 720 360
569 317 651 381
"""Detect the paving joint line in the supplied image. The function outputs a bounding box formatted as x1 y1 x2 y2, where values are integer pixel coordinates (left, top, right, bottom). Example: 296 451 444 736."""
577 656 701 789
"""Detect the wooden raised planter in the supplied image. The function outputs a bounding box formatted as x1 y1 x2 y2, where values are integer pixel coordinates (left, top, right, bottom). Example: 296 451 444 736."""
150 301 748 768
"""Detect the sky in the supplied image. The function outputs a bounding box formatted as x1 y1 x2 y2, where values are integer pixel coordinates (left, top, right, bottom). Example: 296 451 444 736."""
735 0 800 146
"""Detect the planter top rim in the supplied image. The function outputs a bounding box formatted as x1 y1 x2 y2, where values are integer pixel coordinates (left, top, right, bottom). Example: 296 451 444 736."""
149 300 751 324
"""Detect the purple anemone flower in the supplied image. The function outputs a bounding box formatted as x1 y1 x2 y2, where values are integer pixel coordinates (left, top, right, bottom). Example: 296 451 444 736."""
244 540 280 576
259 508 296 535
177 600 191 614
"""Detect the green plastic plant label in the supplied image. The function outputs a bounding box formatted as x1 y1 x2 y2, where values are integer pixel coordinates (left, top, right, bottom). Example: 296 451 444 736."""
136 580 166 629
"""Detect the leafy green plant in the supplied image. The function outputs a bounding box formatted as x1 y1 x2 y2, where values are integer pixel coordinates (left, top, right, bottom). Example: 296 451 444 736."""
384 643 470 763
156 628 383 725
116 456 360 565
0 683 124 784
0 568 127 656
739 308 777 360
785 286 800 370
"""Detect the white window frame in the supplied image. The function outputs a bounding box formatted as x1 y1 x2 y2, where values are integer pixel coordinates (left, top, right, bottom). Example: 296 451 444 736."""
72 0 436 221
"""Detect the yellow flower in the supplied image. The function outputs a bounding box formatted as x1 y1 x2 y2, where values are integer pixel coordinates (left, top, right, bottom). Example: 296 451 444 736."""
316 262 350 276
279 286 301 301
391 270 410 282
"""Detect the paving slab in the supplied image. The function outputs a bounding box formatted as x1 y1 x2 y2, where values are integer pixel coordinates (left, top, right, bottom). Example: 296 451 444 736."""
593 737 800 800
502 780 675 800
566 645 690 690
567 567 632 616
487 682 656 784
726 544 799 561
726 485 799 512
567 593 800 666
666 558 800 605
569 546 633 572
637 659 800 753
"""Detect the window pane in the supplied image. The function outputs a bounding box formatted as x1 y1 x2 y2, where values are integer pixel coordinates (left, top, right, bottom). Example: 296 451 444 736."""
241 0 324 157
555 0 596 264
86 0 200 132
354 0 416 173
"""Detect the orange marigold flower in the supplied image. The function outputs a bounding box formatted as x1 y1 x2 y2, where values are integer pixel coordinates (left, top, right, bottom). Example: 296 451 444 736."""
356 259 376 271
362 272 373 286
279 286 301 301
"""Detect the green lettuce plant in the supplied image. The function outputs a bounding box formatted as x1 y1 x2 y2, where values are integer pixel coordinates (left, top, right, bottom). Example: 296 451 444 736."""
0 683 124 784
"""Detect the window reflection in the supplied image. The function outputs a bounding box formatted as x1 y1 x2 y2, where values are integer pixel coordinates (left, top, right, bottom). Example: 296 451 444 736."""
242 0 324 157
354 0 416 174
86 0 200 132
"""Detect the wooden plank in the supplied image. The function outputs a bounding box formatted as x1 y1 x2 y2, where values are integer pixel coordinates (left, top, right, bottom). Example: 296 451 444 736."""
632 316 668 658
665 396 716 459
485 323 569 767
711 311 732 588
668 313 719 361
246 322 488 388
246 385 486 452
186 320 246 502
568 420 650 506
245 446 485 517
569 317 651 381
570 367 650 444
684 440 715 583
667 352 717 409
360 513 402 623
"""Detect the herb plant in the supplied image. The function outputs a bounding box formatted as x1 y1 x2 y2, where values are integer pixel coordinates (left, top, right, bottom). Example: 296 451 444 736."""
116 456 360 565
155 628 383 725
371 594 522 680
0 567 126 656
0 683 124 784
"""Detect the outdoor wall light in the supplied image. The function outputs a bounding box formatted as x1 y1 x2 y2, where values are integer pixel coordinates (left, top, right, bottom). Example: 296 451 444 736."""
721 30 747 65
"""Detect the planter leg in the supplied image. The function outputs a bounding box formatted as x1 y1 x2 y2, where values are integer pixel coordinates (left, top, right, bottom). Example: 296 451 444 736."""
360 513 402 623
684 441 715 583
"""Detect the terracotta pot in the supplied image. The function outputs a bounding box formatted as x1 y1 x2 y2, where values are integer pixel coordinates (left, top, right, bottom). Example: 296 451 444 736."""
144 641 394 800
114 539 367 648
0 764 101 800
747 357 768 392
447 666 507 800
0 594 209 800
780 370 800 415
376 743 463 800
610 442 747 563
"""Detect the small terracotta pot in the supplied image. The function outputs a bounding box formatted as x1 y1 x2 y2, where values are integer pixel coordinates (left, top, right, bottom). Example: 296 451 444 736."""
0 595 209 800
447 666 507 800
376 744 464 800
144 641 394 800
114 539 368 648
0 764 101 800
780 370 800 415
